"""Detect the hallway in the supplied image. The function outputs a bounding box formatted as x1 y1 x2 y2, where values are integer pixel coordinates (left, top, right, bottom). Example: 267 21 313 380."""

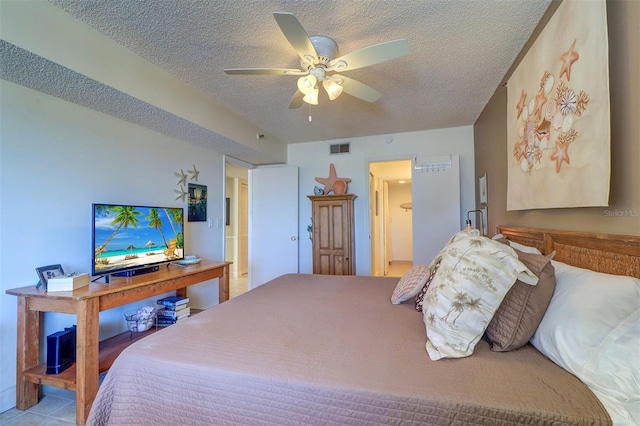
229 275 248 299
386 261 413 278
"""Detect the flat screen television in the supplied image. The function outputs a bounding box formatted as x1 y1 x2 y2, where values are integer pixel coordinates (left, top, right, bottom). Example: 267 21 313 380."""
92 203 184 277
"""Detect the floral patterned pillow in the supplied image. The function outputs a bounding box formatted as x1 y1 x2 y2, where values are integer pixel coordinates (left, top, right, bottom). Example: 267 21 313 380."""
422 231 537 360
413 231 473 312
391 265 430 304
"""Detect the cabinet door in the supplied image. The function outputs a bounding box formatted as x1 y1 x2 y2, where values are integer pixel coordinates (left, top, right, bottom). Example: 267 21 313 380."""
312 197 354 275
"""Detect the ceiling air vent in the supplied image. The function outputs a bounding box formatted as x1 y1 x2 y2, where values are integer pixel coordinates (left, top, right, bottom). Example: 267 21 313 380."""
330 142 350 155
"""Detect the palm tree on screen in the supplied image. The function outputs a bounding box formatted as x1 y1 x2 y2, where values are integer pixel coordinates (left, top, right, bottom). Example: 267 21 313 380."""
164 208 184 248
147 208 167 248
94 206 142 259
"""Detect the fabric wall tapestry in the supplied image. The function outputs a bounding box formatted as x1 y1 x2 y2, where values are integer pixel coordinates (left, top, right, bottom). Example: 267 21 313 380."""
506 0 610 210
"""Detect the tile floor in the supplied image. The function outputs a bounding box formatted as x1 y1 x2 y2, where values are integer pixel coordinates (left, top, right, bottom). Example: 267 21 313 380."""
0 388 77 425
229 275 248 299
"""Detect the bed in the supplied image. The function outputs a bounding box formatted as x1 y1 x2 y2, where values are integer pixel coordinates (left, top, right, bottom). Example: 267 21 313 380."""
88 226 640 425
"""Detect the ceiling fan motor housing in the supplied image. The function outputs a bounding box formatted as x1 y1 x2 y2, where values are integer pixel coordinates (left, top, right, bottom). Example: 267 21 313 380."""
300 35 338 69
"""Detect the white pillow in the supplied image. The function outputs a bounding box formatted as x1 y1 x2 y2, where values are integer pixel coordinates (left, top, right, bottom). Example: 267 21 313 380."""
423 231 537 360
390 265 430 304
492 233 542 255
531 261 640 425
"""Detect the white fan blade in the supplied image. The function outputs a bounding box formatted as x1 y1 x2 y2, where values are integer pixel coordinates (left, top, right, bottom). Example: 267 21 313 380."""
288 91 305 109
338 75 382 103
224 68 303 76
273 12 318 63
329 39 410 72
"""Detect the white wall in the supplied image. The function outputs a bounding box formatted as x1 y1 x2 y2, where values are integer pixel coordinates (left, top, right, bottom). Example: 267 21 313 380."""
288 126 475 275
0 1 286 163
0 81 226 412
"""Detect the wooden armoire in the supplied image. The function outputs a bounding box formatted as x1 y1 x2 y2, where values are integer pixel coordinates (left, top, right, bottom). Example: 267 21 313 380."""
308 194 356 275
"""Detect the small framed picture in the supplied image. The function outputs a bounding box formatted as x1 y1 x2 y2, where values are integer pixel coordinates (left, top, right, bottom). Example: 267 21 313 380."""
188 183 207 222
36 264 65 291
479 173 488 205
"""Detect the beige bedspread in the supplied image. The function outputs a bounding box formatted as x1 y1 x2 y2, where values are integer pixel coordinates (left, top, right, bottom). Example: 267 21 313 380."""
88 274 611 425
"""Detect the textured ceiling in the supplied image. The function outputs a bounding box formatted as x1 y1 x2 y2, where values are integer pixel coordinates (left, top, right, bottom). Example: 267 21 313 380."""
2 0 552 164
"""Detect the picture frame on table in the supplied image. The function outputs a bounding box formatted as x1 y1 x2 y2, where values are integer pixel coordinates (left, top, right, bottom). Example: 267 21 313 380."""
36 264 65 291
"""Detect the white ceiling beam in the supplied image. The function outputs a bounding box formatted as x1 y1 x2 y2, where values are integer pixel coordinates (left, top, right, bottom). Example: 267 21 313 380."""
0 0 285 164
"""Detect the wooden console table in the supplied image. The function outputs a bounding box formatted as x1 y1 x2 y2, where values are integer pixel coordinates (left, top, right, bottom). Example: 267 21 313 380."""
6 260 230 425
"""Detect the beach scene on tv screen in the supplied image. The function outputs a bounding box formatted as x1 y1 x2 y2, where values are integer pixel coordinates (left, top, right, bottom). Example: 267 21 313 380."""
94 205 184 274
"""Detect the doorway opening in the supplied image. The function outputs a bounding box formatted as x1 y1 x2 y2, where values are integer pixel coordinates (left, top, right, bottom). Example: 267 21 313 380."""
225 160 250 298
369 159 413 277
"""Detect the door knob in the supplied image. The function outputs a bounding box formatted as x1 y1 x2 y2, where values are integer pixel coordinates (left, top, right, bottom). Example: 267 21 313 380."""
291 236 297 241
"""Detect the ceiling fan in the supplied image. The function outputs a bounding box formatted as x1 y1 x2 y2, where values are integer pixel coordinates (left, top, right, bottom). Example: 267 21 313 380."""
224 12 410 109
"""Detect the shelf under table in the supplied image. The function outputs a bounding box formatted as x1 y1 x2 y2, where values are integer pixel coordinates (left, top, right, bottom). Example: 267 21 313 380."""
23 327 159 390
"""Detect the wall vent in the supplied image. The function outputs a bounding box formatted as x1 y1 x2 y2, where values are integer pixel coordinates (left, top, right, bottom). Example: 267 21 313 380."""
329 142 350 155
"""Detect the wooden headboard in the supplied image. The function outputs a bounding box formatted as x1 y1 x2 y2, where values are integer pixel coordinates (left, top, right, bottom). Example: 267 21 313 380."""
496 226 640 279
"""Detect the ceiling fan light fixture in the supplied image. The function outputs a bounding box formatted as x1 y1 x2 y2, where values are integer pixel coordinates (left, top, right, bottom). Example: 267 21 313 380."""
225 13 411 109
323 79 343 100
297 75 317 95
302 88 319 105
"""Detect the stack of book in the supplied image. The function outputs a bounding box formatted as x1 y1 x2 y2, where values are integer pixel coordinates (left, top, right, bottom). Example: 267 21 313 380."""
156 296 190 327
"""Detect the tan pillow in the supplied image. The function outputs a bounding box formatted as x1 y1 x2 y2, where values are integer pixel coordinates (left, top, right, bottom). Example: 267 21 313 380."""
390 265 430 304
486 249 556 352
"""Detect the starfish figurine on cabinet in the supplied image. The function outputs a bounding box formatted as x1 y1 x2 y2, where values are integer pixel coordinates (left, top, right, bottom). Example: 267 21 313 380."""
315 163 352 194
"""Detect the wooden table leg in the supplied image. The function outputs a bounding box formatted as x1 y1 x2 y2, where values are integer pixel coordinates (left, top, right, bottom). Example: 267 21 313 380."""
75 298 99 425
15 296 39 410
176 264 229 303
219 264 229 303
175 287 188 299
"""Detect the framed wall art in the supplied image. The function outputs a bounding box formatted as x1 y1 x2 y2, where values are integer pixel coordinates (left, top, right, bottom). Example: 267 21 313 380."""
506 0 610 210
479 173 488 205
188 183 207 222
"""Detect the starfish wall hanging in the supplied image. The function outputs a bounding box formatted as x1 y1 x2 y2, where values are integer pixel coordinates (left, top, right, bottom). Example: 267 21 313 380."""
174 185 188 202
175 169 188 186
188 164 199 182
174 165 200 202
511 39 589 175
506 0 610 211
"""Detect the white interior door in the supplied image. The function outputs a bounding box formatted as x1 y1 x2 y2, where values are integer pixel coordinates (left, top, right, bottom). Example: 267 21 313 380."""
248 166 299 289
412 155 461 265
